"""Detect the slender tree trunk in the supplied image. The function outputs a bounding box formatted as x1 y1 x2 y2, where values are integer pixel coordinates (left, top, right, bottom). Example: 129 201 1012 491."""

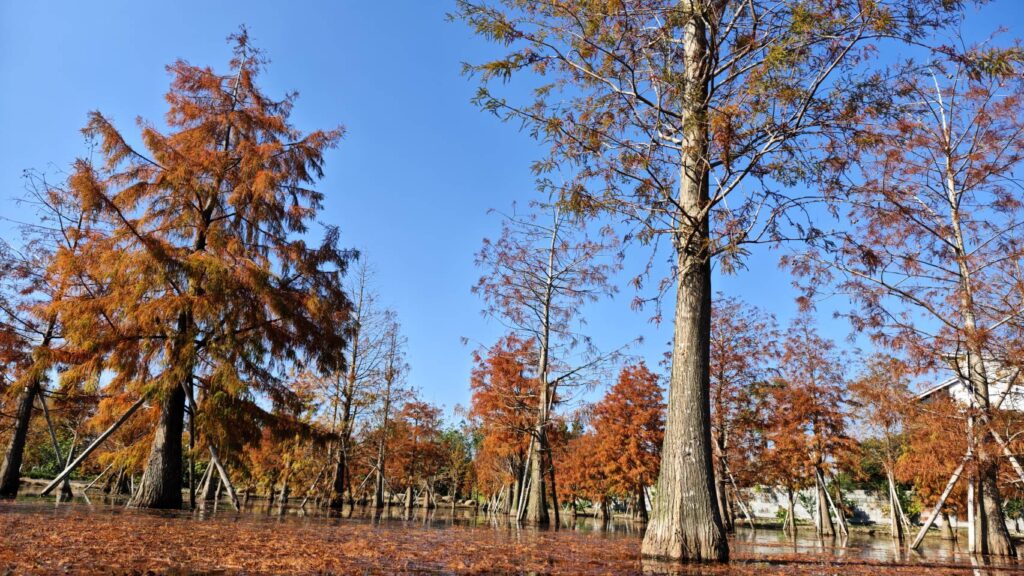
715 450 732 532
330 441 349 508
422 479 432 510
509 477 521 516
373 464 385 509
0 380 39 499
637 485 649 523
188 392 196 510
641 1 726 562
786 487 797 534
131 385 185 509
547 448 560 525
887 470 904 541
944 132 1016 556
815 467 835 536
404 485 413 511
823 472 849 537
278 477 290 515
942 512 956 541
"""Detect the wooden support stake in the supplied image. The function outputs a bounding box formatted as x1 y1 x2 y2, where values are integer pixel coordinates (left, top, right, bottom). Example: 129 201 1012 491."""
819 469 849 537
82 462 115 493
37 392 73 497
41 397 146 496
911 457 968 550
179 381 239 511
208 446 239 510
298 463 330 509
990 429 1024 486
726 467 756 530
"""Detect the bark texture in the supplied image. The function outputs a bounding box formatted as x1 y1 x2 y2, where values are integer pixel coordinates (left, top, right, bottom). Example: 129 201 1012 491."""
0 381 39 499
979 464 1015 556
815 469 835 536
640 227 727 561
131 386 185 509
524 432 549 524
639 0 726 562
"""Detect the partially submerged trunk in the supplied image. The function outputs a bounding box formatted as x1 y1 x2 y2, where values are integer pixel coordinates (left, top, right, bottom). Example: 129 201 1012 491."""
640 1 726 562
599 498 610 523
373 464 386 509
714 455 732 533
643 233 727 560
524 432 549 524
636 485 649 523
978 461 1015 556
422 480 433 510
329 443 350 509
509 478 520 516
0 319 59 500
945 129 1016 557
887 470 904 541
0 380 39 499
131 385 186 509
815 467 835 537
277 478 290 516
784 488 797 534
0 379 39 496
547 451 560 526
942 512 956 541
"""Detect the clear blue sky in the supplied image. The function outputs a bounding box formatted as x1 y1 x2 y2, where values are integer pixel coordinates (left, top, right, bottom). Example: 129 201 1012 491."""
0 1 1018 415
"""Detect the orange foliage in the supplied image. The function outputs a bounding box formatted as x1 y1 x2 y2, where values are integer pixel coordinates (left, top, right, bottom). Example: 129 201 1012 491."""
389 399 445 494
590 362 664 499
895 396 968 514
763 316 854 490
468 334 538 494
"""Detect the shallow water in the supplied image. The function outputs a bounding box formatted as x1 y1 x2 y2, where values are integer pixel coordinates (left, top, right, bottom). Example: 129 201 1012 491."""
8 494 1024 574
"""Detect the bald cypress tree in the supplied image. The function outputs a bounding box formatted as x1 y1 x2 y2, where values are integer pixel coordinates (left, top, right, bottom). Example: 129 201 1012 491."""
52 28 353 509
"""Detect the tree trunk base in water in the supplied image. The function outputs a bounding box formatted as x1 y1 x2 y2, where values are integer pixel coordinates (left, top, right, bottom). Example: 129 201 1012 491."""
131 386 185 509
0 382 39 500
980 468 1016 557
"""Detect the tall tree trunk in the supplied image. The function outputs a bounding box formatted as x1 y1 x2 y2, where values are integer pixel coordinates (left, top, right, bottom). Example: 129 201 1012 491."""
0 380 39 499
641 0 726 562
131 385 185 509
944 125 1016 556
404 485 413 511
643 223 727 560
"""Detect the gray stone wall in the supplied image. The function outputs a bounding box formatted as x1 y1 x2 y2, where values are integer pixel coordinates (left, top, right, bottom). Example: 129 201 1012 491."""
742 486 892 525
